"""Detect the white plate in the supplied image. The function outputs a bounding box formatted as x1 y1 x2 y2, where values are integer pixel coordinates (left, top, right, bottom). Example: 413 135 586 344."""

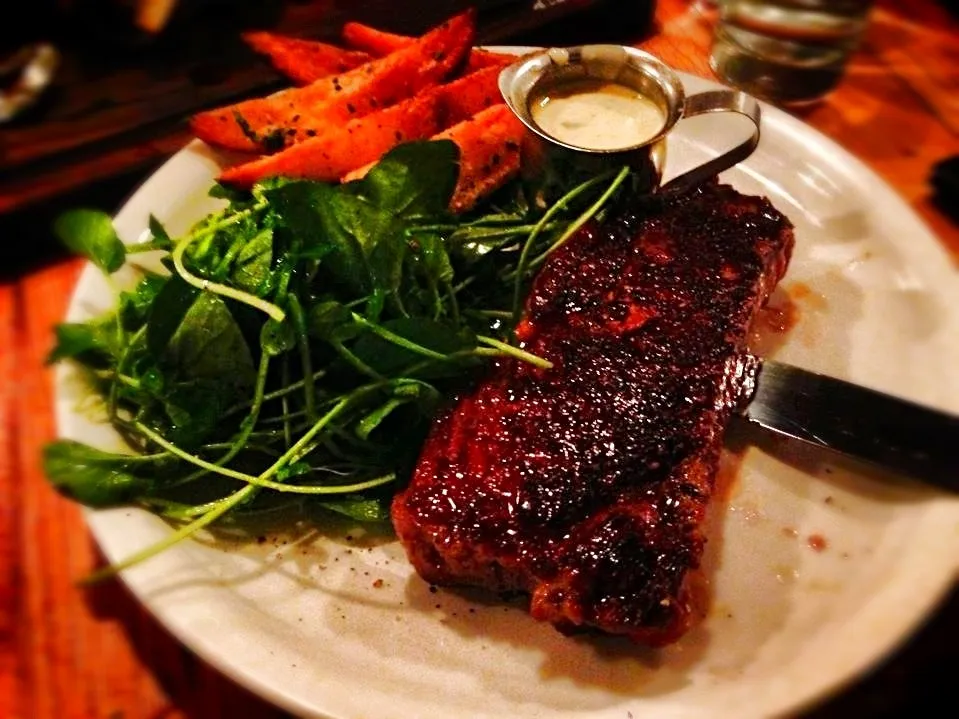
54 64 959 719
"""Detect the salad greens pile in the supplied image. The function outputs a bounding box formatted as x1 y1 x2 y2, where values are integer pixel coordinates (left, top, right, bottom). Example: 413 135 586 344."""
43 140 631 579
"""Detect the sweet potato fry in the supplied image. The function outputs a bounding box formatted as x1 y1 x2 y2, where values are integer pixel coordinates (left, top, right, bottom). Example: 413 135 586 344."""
435 104 525 213
222 65 505 188
341 20 515 71
244 65 504 189
344 104 524 213
464 48 516 72
242 31 372 85
191 10 475 153
435 64 506 127
340 21 410 56
218 91 443 188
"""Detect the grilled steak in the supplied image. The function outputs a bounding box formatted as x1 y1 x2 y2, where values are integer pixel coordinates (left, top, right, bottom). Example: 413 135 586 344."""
392 180 795 645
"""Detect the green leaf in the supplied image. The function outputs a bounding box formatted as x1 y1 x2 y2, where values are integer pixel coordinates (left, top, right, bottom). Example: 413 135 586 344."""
355 398 407 440
351 317 476 377
119 273 167 332
164 292 257 395
261 317 295 356
147 215 173 248
329 193 405 296
209 182 253 202
410 231 454 285
53 209 126 274
139 366 165 395
360 140 459 218
363 289 387 323
276 461 311 481
390 378 444 400
157 380 230 446
268 181 371 296
42 440 155 507
47 320 121 365
308 300 362 343
253 176 296 193
319 495 391 522
231 227 274 294
353 381 440 440
146 275 201 357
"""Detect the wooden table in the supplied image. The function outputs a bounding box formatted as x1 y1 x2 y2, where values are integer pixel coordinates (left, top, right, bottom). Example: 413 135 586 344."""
3 1 957 717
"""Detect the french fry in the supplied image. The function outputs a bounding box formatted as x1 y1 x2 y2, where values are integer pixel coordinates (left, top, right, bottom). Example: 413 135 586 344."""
342 20 515 71
242 31 372 85
344 104 524 214
191 9 475 153
218 91 443 188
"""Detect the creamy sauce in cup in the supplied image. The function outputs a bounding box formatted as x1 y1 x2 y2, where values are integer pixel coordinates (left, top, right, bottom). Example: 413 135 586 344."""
530 78 666 151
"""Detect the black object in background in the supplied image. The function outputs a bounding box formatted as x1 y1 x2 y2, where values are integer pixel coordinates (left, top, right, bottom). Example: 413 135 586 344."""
938 0 959 20
930 154 959 224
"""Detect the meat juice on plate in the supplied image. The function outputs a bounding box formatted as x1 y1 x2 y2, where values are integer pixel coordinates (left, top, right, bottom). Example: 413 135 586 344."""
710 0 876 104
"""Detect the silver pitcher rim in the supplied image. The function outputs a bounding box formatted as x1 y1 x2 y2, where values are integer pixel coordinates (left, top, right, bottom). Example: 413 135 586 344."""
498 44 688 156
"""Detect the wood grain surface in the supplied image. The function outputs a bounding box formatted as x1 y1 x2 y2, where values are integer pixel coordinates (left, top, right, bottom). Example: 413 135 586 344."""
3 1 958 717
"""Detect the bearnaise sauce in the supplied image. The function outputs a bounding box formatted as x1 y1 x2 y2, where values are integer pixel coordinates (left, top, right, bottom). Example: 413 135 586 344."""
530 79 666 151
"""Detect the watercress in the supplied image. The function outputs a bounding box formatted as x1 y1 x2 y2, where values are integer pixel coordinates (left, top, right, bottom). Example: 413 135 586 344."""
44 139 632 579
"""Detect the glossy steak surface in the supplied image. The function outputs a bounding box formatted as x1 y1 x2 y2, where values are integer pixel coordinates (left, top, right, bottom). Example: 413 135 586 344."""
392 181 795 645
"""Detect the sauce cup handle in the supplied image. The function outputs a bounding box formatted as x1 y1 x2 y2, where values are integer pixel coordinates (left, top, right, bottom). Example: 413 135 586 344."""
659 90 762 196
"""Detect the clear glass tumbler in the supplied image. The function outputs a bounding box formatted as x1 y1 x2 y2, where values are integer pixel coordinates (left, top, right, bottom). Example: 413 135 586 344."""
709 0 877 105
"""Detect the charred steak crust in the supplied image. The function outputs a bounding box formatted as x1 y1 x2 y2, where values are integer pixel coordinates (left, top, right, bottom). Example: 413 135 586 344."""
392 181 795 645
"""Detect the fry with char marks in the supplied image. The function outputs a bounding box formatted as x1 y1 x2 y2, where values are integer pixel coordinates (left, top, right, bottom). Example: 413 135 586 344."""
217 91 443 187
343 104 524 213
242 31 372 85
391 181 795 645
341 19 515 71
341 20 410 56
433 104 525 213
190 9 475 152
218 63 504 188
433 64 506 126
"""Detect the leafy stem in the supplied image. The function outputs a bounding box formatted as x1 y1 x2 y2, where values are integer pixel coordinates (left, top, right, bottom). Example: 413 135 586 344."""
81 483 258 585
83 396 361 583
222 368 328 418
126 239 172 254
170 210 285 322
288 295 317 422
333 339 385 380
476 335 552 370
509 169 622 326
108 325 146 420
351 313 450 362
139 422 394 495
170 350 273 487
47 141 634 580
531 165 632 268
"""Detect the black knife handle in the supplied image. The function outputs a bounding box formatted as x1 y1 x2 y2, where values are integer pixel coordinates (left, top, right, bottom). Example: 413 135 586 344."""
746 361 959 492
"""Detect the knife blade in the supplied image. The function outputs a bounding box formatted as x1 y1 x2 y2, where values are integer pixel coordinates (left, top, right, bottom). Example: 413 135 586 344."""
737 356 959 492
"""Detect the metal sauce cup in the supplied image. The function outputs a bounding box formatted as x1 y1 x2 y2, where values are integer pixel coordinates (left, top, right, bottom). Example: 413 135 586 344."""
499 45 762 199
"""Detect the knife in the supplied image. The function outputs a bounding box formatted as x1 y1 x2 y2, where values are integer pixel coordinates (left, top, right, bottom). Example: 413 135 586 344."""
737 356 959 492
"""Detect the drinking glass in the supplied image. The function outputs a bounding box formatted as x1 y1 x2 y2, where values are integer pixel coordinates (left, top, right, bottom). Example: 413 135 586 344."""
709 0 877 105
